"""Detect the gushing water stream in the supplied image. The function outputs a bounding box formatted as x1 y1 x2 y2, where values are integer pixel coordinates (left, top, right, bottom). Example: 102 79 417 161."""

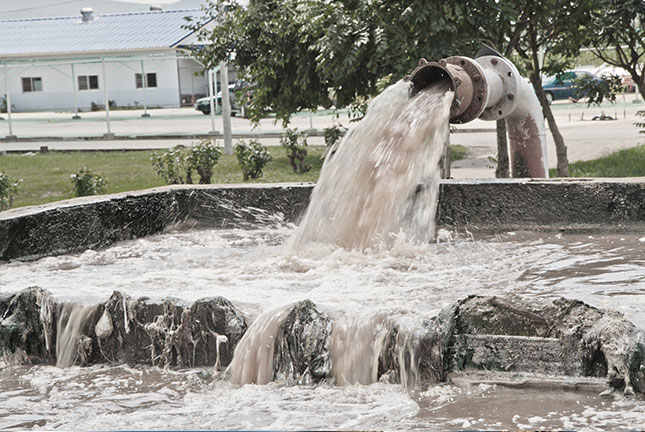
291 80 452 250
226 80 454 385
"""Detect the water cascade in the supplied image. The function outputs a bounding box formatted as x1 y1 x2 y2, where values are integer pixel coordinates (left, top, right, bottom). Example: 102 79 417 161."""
55 303 97 367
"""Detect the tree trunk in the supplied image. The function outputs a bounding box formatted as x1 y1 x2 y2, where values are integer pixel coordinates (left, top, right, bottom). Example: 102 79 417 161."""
440 134 451 179
633 72 645 101
495 119 510 178
529 72 569 177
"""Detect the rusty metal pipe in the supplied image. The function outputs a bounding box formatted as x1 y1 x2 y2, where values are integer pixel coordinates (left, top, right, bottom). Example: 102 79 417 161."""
407 49 548 178
409 57 487 124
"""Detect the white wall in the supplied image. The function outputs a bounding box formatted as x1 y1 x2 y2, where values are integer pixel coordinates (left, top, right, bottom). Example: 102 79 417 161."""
177 57 207 106
1 50 184 112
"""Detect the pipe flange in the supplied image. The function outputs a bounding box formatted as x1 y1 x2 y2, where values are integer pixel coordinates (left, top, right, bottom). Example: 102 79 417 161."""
408 60 463 121
444 56 488 124
476 55 521 121
408 58 451 98
408 58 478 123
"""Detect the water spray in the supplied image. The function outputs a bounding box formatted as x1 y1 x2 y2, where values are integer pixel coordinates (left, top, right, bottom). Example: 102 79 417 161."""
407 45 548 178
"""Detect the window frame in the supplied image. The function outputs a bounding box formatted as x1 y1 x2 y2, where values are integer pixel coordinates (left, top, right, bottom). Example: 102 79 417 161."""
135 72 158 89
78 75 99 91
22 77 43 93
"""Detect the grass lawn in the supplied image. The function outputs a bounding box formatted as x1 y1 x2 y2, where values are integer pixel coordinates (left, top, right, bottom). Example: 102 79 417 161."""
1 144 469 209
549 144 645 178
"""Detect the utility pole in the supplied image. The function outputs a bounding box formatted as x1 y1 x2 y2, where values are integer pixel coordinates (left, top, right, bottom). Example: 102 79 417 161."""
220 61 233 155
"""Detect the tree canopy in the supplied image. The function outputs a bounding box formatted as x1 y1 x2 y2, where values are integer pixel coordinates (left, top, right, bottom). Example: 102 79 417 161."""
188 0 642 177
188 0 486 124
587 0 645 100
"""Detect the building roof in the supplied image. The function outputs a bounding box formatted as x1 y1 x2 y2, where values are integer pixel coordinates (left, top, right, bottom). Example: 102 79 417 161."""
0 0 204 20
0 8 209 58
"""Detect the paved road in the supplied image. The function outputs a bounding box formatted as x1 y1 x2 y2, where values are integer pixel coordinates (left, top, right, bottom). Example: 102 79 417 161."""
0 107 336 139
451 97 644 177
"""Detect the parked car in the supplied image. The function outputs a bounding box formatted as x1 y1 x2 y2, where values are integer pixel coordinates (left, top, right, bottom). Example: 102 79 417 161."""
194 84 239 115
541 70 600 104
194 82 252 117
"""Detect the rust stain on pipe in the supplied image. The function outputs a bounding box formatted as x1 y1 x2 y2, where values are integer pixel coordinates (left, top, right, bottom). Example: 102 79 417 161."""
507 115 547 178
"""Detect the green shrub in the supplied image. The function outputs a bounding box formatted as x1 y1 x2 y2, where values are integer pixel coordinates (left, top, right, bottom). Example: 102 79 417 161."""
280 128 311 174
151 146 188 184
323 123 345 148
0 171 21 210
235 139 272 180
70 167 107 197
185 139 222 184
151 140 222 184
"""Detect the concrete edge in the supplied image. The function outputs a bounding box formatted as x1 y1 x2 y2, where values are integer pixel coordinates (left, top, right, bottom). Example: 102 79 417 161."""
1 179 644 261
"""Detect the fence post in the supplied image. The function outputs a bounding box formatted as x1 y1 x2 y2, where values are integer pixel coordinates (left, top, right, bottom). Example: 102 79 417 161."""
140 60 150 118
102 58 114 139
4 62 16 140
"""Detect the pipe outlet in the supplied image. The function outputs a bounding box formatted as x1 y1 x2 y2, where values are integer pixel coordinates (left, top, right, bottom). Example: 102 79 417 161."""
409 56 487 124
407 48 549 178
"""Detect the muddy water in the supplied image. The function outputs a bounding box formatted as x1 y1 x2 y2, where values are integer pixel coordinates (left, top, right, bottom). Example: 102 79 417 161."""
1 227 645 429
290 80 452 250
3 227 643 327
1 364 644 430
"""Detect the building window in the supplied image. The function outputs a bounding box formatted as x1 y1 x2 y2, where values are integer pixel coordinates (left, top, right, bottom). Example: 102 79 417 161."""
135 73 157 89
78 75 99 90
22 77 43 92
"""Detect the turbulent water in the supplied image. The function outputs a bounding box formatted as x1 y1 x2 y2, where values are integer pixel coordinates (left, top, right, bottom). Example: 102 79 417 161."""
2 80 645 429
2 227 645 429
290 80 453 250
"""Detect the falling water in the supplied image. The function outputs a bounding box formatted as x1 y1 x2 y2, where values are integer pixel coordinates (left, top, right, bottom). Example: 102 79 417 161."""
228 306 291 385
330 315 419 387
56 303 97 368
289 79 453 251
228 80 454 385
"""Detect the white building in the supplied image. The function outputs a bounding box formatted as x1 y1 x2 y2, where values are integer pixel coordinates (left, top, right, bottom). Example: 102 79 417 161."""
0 7 221 112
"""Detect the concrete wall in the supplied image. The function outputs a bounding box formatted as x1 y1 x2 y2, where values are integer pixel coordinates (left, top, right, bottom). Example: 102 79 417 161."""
1 50 182 111
2 179 645 261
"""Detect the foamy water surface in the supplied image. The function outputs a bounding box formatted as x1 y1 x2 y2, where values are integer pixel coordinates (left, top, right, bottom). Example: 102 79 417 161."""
2 227 645 430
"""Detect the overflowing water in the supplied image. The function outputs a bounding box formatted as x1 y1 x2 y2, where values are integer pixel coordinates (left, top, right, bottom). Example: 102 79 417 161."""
2 227 645 429
55 304 97 368
2 80 645 429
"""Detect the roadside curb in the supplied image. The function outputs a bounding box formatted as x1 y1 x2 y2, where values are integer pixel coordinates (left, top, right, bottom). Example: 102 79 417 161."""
0 127 497 144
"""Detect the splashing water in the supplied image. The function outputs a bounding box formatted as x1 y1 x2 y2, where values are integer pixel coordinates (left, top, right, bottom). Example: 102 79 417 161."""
290 80 453 251
3 228 645 429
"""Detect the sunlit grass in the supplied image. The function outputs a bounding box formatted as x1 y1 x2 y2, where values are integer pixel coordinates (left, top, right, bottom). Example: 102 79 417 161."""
1 143 469 209
549 144 645 178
